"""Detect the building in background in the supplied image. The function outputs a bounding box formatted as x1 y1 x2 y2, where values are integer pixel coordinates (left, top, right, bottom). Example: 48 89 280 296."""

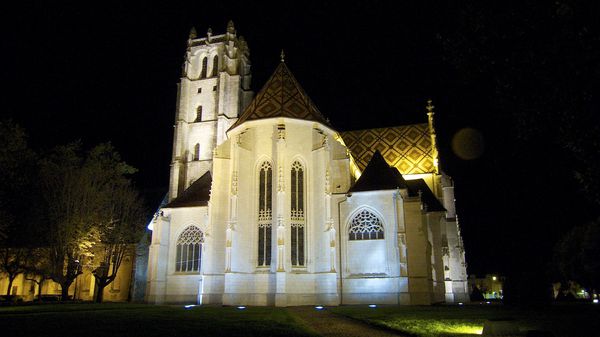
468 274 504 300
0 248 135 303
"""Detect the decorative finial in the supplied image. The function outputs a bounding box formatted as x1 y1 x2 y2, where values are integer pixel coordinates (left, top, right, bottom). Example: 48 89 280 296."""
189 27 197 40
227 20 235 34
425 98 439 173
280 49 285 63
426 99 435 114
207 27 212 38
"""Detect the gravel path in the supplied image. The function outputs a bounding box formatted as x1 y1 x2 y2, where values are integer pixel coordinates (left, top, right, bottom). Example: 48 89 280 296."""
288 306 404 337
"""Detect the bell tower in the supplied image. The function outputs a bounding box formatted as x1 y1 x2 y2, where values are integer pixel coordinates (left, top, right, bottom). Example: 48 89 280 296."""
169 21 253 200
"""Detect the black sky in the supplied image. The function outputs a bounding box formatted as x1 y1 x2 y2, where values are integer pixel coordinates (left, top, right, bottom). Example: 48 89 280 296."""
4 2 599 277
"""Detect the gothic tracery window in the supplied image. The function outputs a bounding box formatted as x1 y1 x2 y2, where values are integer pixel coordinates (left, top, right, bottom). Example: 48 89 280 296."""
348 210 384 240
175 226 204 272
200 57 208 78
212 55 219 77
290 161 305 266
257 161 272 267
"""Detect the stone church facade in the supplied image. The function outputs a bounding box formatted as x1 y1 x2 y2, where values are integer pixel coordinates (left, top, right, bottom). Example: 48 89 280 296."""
145 22 468 306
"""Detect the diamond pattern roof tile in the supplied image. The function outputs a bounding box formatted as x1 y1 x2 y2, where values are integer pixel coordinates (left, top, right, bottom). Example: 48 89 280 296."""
229 62 330 130
340 124 435 175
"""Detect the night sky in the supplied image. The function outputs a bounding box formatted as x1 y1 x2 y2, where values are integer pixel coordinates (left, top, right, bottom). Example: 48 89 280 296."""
4 2 599 278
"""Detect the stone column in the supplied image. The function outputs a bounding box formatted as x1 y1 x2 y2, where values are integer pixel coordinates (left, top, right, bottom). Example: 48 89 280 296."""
275 124 286 271
225 136 240 272
147 214 170 304
325 167 336 272
225 223 233 272
275 123 287 307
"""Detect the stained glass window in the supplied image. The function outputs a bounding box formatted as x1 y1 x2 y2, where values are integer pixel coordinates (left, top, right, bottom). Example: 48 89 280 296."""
258 161 272 266
291 161 305 266
176 226 204 272
348 210 384 240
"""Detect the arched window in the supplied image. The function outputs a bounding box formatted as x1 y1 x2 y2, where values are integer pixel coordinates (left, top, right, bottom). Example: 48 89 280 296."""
193 143 200 161
290 161 305 266
195 106 202 122
348 210 384 240
257 161 272 267
175 226 204 272
212 55 219 77
200 57 208 78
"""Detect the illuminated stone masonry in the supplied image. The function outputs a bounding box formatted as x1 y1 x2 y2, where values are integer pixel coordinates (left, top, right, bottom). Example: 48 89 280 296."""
145 21 468 306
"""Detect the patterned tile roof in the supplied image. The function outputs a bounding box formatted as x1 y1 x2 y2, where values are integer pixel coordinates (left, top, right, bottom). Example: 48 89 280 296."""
229 62 330 130
340 123 435 175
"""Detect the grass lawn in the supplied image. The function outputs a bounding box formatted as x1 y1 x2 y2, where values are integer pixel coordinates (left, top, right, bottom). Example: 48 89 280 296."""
2 302 599 337
0 303 318 337
329 303 600 337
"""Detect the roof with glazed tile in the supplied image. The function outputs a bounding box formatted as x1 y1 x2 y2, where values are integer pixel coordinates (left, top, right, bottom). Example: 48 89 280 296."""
340 123 435 175
229 62 330 131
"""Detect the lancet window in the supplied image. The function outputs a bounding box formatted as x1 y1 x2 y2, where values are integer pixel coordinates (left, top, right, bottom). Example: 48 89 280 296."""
193 143 200 161
175 226 204 272
257 161 272 267
212 55 219 77
200 57 208 78
195 106 202 122
348 210 384 240
290 161 305 266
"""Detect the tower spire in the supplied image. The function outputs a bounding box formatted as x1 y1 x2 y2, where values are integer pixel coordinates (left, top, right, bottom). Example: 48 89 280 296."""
280 49 285 63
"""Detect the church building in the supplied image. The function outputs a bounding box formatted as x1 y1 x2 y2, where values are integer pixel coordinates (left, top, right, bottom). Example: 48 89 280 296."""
146 22 468 306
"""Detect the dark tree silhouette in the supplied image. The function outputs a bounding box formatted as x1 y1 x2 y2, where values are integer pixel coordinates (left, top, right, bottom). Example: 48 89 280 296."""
0 120 36 299
553 218 600 299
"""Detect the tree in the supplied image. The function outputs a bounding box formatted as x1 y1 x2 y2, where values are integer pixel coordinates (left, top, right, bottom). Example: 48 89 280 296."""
441 1 600 297
23 248 53 302
553 218 600 299
90 181 145 303
0 248 30 298
0 120 36 299
38 142 142 301
442 1 600 206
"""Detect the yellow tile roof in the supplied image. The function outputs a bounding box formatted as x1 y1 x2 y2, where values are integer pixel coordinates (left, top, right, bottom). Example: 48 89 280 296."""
340 123 435 175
